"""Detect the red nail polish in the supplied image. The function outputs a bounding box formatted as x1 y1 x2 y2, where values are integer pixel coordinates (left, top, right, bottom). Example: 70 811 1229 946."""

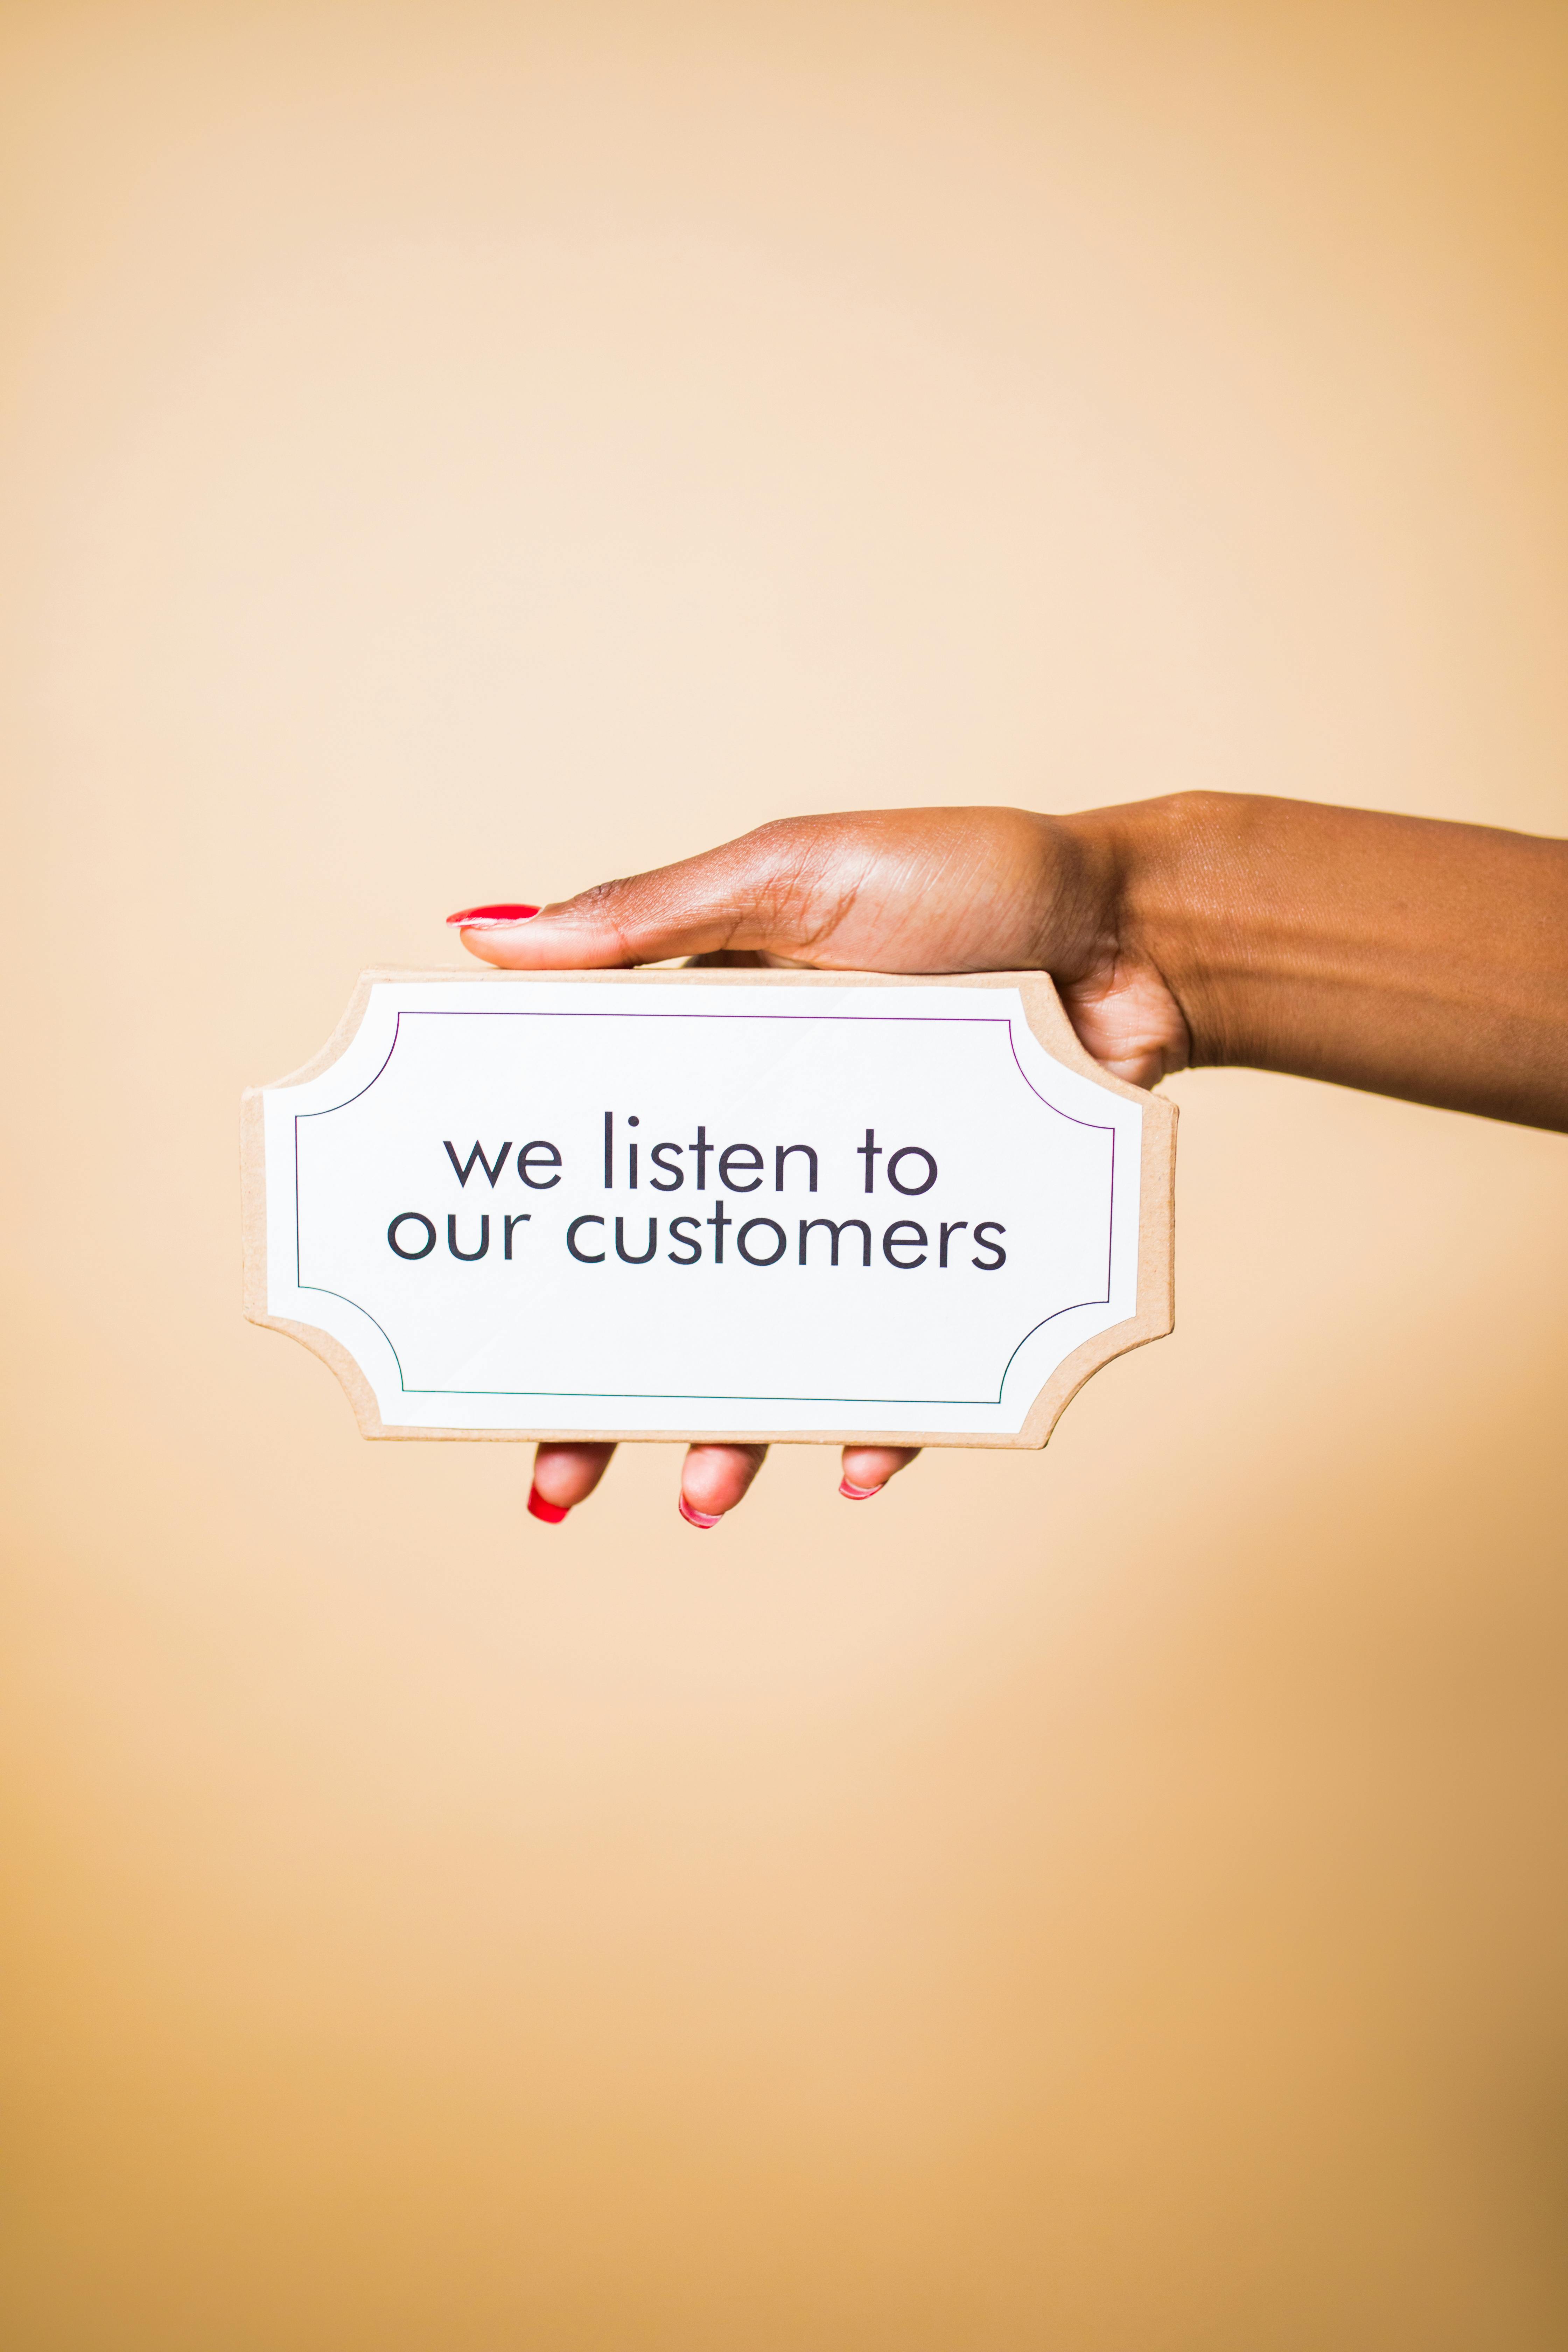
447 903 541 926
678 1496 721 1530
527 1484 569 1524
839 1479 883 1501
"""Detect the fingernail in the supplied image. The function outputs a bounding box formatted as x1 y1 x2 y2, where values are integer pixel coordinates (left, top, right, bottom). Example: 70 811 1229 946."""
447 903 541 927
527 1483 570 1525
839 1479 883 1501
678 1496 722 1530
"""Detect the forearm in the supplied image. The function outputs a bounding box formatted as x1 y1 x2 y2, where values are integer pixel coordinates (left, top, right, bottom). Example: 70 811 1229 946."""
1099 793 1568 1130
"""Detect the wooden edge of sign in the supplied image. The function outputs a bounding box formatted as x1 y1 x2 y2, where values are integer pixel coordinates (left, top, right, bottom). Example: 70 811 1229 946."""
240 965 1176 1449
239 1079 377 1437
1004 973 1177 1449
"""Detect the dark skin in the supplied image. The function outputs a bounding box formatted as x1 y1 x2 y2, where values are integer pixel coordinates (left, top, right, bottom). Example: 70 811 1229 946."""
450 792 1568 1524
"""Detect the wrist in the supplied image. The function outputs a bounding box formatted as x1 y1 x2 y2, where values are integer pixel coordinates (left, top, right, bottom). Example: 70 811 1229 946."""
1034 797 1215 1086
1087 791 1257 1070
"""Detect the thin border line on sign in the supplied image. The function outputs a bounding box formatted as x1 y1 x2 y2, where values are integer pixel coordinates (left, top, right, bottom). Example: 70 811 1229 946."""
286 1004 1121 1409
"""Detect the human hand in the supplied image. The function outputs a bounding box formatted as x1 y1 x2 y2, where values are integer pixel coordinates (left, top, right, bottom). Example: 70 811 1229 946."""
447 803 1190 1528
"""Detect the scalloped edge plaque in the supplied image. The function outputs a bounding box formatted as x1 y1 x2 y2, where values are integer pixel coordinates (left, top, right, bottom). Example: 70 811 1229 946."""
242 967 1174 1447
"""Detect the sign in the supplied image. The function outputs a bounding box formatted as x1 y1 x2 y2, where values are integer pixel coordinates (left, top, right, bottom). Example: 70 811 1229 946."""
241 969 1174 1446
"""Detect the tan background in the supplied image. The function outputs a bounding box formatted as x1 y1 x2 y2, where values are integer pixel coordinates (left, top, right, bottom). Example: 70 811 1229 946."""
3 4 1567 2345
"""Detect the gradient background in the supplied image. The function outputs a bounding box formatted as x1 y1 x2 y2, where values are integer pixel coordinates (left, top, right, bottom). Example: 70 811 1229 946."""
4 5 1567 2346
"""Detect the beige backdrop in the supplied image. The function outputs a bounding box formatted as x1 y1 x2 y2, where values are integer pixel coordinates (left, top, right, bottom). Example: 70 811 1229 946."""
3 5 1567 2347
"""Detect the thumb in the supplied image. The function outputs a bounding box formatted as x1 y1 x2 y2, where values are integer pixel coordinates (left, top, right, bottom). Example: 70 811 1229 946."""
446 820 846 970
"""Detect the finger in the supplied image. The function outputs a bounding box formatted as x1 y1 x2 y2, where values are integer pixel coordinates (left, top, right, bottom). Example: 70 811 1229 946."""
528 1441 614 1524
839 1446 921 1501
448 824 835 970
677 1443 769 1531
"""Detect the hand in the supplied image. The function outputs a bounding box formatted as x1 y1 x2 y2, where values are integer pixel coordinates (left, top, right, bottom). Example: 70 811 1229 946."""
448 804 1189 1529
453 789 1568 1524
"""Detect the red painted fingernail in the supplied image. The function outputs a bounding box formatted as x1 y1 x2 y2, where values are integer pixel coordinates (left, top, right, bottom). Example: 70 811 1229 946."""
839 1479 883 1501
447 903 541 926
678 1496 722 1530
527 1483 569 1524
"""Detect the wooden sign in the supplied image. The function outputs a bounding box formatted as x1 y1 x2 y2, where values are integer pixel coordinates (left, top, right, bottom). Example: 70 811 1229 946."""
241 969 1174 1447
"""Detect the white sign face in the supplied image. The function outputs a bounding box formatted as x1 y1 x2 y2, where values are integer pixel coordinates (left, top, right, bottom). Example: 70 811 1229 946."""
244 972 1173 1446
